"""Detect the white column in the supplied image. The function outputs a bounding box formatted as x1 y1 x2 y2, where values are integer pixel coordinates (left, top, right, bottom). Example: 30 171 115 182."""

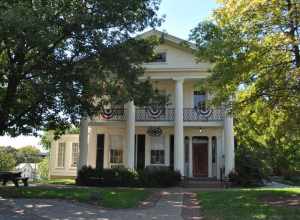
174 78 185 176
224 114 235 176
127 101 135 170
208 136 212 178
78 117 89 171
216 135 222 180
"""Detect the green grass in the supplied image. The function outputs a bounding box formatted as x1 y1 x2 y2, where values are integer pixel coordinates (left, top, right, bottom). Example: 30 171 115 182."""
35 178 76 185
198 188 300 220
0 187 149 208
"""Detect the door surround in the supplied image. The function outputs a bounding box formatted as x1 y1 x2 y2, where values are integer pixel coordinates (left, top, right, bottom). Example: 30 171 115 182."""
192 136 209 177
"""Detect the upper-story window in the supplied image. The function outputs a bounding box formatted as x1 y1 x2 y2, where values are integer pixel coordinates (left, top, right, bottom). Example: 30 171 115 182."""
193 91 207 110
149 52 167 63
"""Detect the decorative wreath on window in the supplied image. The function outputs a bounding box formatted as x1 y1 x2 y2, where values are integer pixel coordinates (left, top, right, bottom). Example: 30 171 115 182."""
101 107 114 119
146 105 164 119
147 127 163 137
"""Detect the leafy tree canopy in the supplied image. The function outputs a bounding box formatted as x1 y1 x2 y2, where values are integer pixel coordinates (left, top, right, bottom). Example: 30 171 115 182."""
191 0 299 109
190 0 300 174
0 0 163 137
0 148 16 171
16 145 42 164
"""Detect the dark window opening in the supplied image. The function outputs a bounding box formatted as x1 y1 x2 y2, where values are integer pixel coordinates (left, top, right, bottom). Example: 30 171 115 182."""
193 91 206 110
149 52 167 63
151 150 165 164
212 136 217 163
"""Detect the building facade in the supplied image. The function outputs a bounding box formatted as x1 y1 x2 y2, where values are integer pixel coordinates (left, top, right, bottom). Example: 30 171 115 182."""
49 30 235 180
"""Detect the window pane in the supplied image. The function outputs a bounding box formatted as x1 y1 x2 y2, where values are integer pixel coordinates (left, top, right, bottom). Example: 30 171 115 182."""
193 91 206 109
110 149 123 164
151 150 165 164
57 143 65 167
71 143 79 167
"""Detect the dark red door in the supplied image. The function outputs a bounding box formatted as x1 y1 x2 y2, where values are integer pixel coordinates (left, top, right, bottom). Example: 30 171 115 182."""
193 143 208 177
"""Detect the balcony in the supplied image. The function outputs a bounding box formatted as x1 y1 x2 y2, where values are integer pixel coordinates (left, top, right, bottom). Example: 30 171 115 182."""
95 106 225 122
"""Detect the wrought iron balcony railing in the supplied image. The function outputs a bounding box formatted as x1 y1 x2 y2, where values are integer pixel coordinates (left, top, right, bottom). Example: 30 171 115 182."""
95 108 127 121
136 107 175 121
183 108 225 121
95 107 225 122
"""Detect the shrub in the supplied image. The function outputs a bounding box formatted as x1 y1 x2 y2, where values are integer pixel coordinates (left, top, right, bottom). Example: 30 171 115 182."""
0 150 16 171
76 166 101 186
139 166 181 187
38 157 49 180
76 165 181 187
229 154 265 187
101 168 138 187
76 166 138 187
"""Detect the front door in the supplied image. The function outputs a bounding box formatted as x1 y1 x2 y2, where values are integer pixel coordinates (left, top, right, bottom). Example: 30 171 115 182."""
193 143 208 177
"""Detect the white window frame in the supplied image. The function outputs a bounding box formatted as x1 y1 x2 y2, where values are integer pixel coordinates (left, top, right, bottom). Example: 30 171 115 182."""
57 143 66 168
109 135 123 165
150 136 165 165
71 142 79 168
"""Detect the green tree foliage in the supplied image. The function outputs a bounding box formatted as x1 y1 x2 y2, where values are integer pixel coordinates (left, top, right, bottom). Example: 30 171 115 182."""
190 0 300 175
0 148 16 171
40 131 52 150
16 145 42 164
0 0 163 137
38 157 49 180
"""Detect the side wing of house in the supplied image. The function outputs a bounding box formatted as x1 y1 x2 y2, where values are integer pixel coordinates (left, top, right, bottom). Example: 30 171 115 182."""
49 134 79 178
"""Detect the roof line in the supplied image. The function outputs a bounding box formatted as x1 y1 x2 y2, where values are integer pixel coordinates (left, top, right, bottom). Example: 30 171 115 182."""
137 29 196 50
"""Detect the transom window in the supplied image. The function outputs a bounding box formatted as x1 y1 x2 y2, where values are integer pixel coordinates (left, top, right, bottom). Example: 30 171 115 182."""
57 143 65 168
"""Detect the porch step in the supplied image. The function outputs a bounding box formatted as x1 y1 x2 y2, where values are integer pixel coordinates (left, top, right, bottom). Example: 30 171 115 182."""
182 178 224 188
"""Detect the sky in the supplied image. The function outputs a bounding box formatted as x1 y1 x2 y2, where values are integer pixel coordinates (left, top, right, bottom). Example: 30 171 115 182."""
157 0 218 40
0 0 218 150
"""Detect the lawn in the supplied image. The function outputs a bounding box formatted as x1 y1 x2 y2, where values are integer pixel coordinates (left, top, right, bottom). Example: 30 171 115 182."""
0 187 149 208
198 188 300 220
36 178 76 185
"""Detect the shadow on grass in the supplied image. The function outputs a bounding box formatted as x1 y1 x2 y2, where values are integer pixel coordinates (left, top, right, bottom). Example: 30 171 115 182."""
198 188 300 220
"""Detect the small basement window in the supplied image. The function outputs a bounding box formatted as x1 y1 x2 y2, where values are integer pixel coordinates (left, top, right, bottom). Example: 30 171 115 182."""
149 52 167 63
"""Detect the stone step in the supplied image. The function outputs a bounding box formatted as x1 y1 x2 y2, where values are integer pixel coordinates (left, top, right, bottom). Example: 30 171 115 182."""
182 179 224 188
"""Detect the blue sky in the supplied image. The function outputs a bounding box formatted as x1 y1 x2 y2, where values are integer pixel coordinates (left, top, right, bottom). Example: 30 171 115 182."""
157 0 218 40
0 0 219 149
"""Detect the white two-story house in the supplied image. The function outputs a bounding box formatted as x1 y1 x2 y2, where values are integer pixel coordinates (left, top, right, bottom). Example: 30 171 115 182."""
49 30 235 180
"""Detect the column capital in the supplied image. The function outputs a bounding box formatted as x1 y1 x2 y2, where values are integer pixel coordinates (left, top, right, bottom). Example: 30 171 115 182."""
173 77 185 83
